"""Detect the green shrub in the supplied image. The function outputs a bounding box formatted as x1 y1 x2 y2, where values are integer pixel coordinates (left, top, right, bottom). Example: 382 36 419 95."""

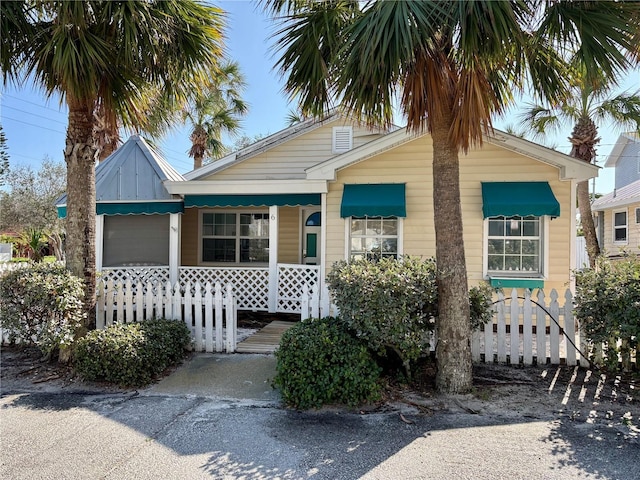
274 317 382 409
575 255 640 371
74 319 190 387
0 263 86 359
327 257 494 375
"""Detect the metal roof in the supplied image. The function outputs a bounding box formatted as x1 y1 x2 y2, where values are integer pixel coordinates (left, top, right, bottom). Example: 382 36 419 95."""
56 135 184 206
591 178 640 211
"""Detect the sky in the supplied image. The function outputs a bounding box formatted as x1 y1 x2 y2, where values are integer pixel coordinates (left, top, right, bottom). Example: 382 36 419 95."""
1 0 639 194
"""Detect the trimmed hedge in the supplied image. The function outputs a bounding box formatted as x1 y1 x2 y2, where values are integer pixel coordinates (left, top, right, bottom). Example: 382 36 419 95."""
327 257 494 376
274 317 382 409
74 319 190 387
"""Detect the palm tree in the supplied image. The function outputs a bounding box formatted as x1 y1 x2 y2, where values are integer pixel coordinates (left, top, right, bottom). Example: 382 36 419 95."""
183 62 248 169
2 1 225 338
520 67 640 268
263 0 640 393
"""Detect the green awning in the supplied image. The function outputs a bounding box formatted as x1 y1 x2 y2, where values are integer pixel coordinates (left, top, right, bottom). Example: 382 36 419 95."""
481 182 560 218
57 202 184 218
340 183 406 218
184 193 321 208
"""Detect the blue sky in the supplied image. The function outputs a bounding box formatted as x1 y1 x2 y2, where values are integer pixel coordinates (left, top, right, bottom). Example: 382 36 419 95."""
1 0 638 194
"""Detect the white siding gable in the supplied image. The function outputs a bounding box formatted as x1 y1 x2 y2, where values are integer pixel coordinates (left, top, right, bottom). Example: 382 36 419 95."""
332 126 353 154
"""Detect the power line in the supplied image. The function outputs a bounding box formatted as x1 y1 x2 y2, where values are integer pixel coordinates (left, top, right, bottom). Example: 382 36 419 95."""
1 93 67 116
2 105 68 126
1 115 66 134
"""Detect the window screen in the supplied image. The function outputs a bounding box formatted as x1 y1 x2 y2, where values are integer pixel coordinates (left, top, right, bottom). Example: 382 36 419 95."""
103 215 169 267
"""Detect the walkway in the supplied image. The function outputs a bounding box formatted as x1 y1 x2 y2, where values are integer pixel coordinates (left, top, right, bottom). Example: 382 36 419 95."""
235 320 296 353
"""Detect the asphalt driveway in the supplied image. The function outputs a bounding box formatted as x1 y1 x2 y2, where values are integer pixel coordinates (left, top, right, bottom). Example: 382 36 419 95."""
1 353 638 479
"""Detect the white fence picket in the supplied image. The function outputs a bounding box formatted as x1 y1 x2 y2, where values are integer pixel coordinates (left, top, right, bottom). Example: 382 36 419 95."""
215 283 224 353
536 290 547 363
224 284 236 353
510 288 520 364
549 290 560 365
496 291 507 363
193 282 203 352
204 283 214 353
522 289 533 365
94 279 237 353
564 289 577 366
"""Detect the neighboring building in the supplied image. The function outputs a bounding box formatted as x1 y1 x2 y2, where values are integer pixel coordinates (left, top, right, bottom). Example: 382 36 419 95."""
58 112 597 314
592 133 640 258
604 132 640 190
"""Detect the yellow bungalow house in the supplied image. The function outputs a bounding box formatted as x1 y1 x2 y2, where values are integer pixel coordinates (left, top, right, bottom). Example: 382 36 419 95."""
592 133 640 258
60 112 598 315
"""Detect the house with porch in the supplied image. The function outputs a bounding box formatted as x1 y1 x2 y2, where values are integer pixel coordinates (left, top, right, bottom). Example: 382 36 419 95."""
591 132 640 257
57 112 598 317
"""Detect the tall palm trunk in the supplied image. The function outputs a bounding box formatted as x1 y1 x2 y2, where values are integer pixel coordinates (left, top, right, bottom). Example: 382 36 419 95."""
64 98 97 332
570 117 600 268
431 115 473 393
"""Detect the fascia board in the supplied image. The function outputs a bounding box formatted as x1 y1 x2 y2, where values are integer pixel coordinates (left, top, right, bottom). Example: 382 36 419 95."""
164 179 328 195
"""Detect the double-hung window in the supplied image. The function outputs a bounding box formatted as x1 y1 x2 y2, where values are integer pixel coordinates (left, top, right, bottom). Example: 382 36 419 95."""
613 210 628 244
487 216 542 275
349 216 399 260
201 211 269 264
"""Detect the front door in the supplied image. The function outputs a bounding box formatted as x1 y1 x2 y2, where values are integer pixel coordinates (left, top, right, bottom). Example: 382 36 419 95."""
302 210 321 265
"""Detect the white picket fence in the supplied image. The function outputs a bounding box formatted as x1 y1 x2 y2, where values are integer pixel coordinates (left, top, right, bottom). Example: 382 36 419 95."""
472 288 588 367
300 286 606 368
0 262 32 275
96 279 237 353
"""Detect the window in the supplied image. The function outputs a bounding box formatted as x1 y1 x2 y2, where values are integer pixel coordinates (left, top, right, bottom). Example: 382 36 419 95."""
332 126 353 154
614 210 628 243
487 216 542 275
201 212 269 263
349 216 399 260
103 215 169 267
636 207 640 225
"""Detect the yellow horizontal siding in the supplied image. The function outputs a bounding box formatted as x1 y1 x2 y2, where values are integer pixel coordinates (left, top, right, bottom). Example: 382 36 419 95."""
201 120 384 181
325 135 576 293
180 208 199 266
278 207 300 263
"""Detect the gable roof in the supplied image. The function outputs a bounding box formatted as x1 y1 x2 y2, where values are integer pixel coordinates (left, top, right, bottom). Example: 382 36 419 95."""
56 135 184 211
604 132 640 168
306 128 599 182
57 135 184 208
94 135 184 201
591 178 640 211
184 110 393 181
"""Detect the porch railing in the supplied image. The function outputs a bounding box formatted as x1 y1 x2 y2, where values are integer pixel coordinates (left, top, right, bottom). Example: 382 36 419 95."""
99 264 320 314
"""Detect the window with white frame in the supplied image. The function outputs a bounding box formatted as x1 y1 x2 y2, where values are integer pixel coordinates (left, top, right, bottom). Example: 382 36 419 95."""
487 216 543 276
635 207 640 225
201 211 269 263
613 210 628 243
349 216 399 260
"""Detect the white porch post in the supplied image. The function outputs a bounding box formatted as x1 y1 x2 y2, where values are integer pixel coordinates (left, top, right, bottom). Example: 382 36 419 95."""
95 215 104 272
169 213 180 285
268 205 279 313
319 193 327 299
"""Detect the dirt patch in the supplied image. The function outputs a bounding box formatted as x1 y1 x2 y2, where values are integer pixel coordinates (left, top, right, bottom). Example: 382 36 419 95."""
2 344 638 436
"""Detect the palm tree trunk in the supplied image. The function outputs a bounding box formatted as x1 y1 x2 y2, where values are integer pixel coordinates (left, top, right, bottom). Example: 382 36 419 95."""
64 98 97 331
193 154 204 170
577 179 600 267
431 116 473 394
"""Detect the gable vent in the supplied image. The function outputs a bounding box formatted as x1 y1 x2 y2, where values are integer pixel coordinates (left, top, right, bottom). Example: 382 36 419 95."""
333 126 353 154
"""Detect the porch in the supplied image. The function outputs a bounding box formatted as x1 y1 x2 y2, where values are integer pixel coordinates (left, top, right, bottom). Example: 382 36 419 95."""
98 263 321 314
